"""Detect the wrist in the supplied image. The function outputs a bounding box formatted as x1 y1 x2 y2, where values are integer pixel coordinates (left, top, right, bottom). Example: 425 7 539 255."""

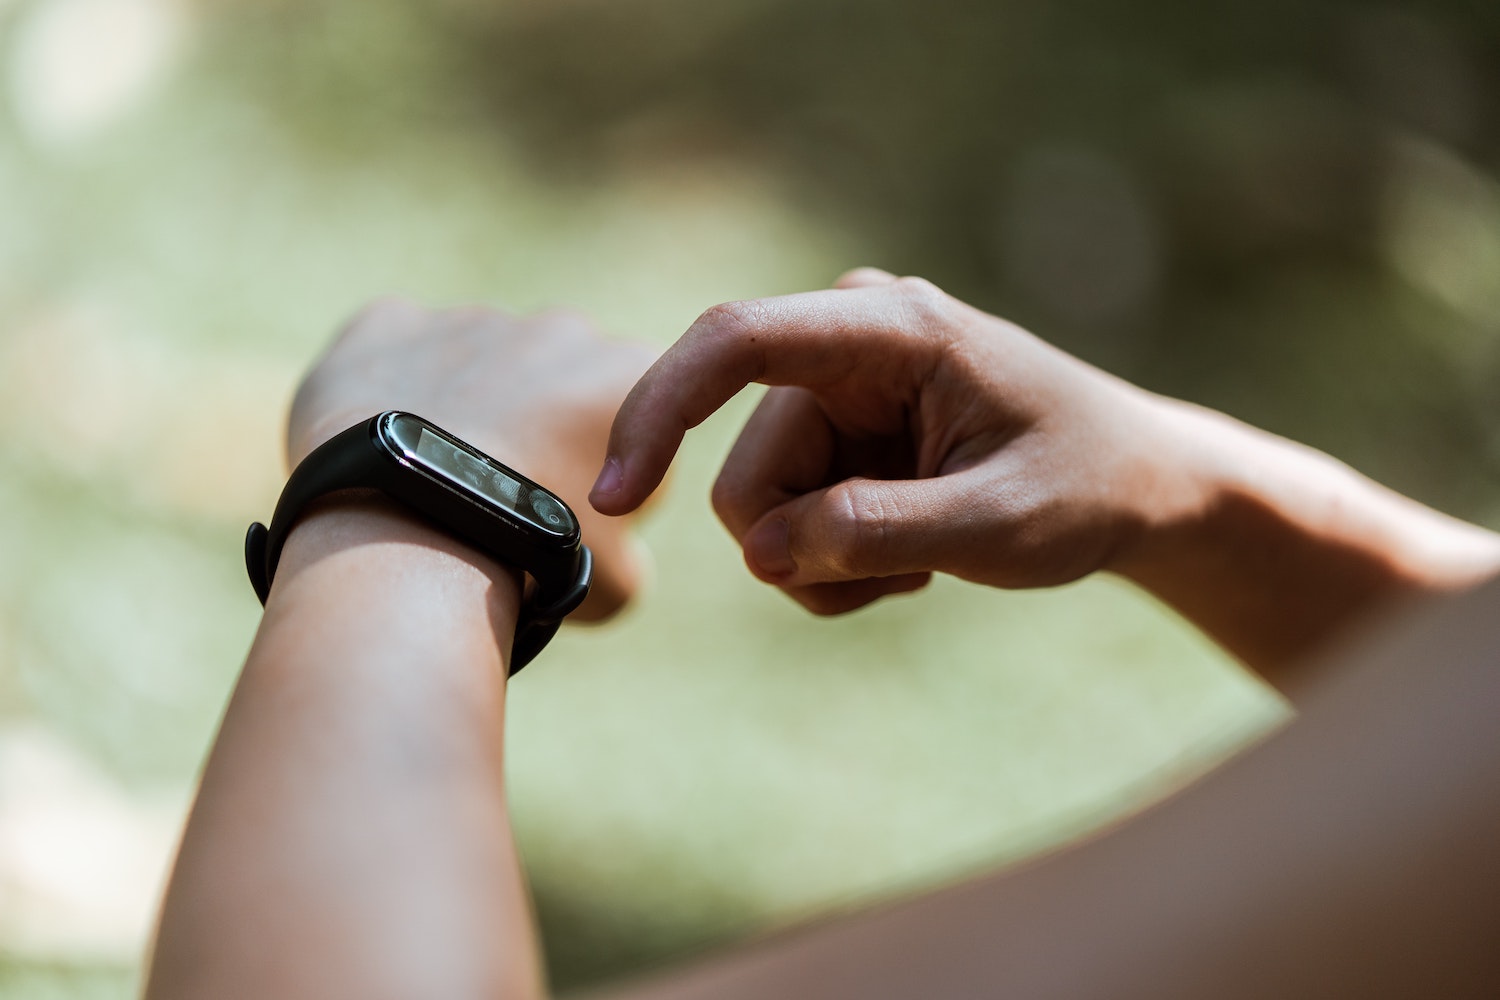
263 495 525 664
1102 392 1500 676
1097 391 1222 581
1112 394 1500 588
288 408 528 476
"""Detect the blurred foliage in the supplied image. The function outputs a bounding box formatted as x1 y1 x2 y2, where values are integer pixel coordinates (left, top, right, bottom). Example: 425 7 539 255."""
170 0 1500 515
2 0 1497 995
0 956 132 1000
629 0 1487 514
418 0 1500 516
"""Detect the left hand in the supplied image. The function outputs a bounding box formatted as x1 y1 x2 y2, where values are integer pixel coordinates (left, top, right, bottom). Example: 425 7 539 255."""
288 298 656 620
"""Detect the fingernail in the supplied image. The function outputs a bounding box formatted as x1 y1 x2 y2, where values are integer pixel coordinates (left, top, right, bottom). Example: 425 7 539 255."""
592 456 624 498
747 518 796 579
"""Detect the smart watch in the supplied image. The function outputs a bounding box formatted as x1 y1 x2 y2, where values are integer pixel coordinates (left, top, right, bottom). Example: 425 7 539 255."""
245 411 592 673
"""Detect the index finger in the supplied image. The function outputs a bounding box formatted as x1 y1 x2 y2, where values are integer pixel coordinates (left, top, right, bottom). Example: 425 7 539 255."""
588 278 948 515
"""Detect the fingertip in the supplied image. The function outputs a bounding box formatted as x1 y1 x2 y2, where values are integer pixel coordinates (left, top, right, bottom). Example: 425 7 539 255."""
592 454 624 496
588 489 636 517
590 462 654 518
744 516 796 582
587 456 623 513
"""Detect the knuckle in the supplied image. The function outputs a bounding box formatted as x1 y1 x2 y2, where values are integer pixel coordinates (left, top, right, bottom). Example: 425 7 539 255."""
892 275 942 306
891 276 953 331
892 275 938 297
890 277 968 380
697 299 748 329
689 299 771 382
824 484 899 578
693 299 766 344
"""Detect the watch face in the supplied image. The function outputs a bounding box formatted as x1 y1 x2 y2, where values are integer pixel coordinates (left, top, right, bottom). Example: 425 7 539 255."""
382 412 578 540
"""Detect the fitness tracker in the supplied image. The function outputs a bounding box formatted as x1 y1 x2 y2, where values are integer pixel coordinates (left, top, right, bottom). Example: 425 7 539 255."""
245 411 592 673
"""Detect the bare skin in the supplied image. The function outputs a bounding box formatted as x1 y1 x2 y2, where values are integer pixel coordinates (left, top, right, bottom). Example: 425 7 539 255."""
592 268 1500 685
594 573 1500 1000
145 500 544 1000
145 302 652 1000
146 278 1500 999
289 298 657 618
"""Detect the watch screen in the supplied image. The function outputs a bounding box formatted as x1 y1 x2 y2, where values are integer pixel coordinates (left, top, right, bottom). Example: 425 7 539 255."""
384 413 577 538
415 427 522 503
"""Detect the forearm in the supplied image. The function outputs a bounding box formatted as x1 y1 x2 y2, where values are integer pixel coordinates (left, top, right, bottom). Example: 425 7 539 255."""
145 500 544 1000
599 576 1500 1000
1107 394 1500 685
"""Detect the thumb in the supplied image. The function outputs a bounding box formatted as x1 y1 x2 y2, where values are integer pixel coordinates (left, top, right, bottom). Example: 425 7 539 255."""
742 476 977 586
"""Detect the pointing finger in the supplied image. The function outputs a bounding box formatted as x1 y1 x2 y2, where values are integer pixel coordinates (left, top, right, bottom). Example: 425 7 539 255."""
590 279 951 515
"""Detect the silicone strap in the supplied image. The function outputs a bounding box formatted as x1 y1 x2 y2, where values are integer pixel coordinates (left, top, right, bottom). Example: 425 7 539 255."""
245 418 591 674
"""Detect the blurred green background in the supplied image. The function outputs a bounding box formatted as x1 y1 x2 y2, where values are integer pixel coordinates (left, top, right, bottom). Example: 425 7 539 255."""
2 0 1497 995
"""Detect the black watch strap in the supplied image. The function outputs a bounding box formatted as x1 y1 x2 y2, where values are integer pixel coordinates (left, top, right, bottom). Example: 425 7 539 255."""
245 418 591 674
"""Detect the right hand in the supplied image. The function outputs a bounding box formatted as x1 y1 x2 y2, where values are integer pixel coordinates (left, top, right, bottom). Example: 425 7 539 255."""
590 268 1177 615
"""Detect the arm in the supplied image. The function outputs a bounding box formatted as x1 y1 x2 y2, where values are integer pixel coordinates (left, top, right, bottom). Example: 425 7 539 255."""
597 573 1500 1000
1109 393 1500 683
145 300 652 1000
592 268 1500 686
582 269 1500 995
586 270 1500 996
146 499 542 1000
